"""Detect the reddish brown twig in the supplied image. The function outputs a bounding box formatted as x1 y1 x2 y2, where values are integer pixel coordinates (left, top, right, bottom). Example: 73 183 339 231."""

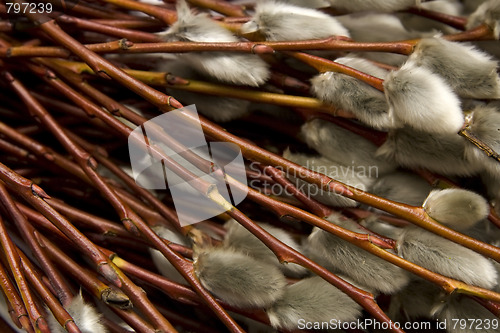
98 0 178 24
0 183 73 306
16 250 82 333
404 6 467 30
187 0 247 17
0 261 33 332
0 213 49 332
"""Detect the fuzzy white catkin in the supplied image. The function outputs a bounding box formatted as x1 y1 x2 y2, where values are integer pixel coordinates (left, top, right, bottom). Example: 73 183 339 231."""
194 247 287 308
158 0 269 86
377 127 483 176
397 227 498 289
384 60 464 134
423 189 489 231
222 219 308 277
311 56 392 130
149 226 190 285
300 118 397 176
409 36 500 99
467 0 500 38
158 58 250 122
266 276 362 331
326 0 419 12
241 1 350 41
47 293 108 333
283 149 374 207
306 213 410 294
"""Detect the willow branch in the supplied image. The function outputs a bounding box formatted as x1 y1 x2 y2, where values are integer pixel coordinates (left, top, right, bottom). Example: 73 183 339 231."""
0 213 49 332
16 250 81 333
0 183 73 306
0 261 33 332
56 15 161 43
404 6 466 29
98 0 177 25
187 0 246 17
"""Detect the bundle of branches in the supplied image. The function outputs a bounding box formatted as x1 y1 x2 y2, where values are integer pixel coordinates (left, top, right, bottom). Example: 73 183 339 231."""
1 0 500 332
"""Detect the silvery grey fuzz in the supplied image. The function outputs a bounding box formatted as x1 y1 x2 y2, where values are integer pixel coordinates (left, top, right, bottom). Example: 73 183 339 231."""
398 0 462 33
326 0 420 12
336 13 420 65
158 0 269 86
435 295 500 333
306 213 410 294
222 219 308 277
463 105 500 180
194 247 287 308
283 149 375 207
397 226 498 289
388 279 441 322
158 58 251 122
282 0 330 8
423 189 489 231
409 36 500 99
301 118 397 175
370 172 432 207
384 60 464 134
266 276 362 330
376 127 483 176
149 225 190 285
241 1 350 41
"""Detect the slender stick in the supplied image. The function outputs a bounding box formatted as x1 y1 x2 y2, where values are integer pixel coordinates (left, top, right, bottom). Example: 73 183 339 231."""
2 73 179 333
187 0 246 17
0 213 49 332
0 261 33 332
36 233 131 309
16 250 82 333
0 162 124 285
98 0 178 25
287 51 385 91
404 6 467 30
0 183 73 306
55 61 335 113
4 68 147 237
46 0 139 20
56 15 161 43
